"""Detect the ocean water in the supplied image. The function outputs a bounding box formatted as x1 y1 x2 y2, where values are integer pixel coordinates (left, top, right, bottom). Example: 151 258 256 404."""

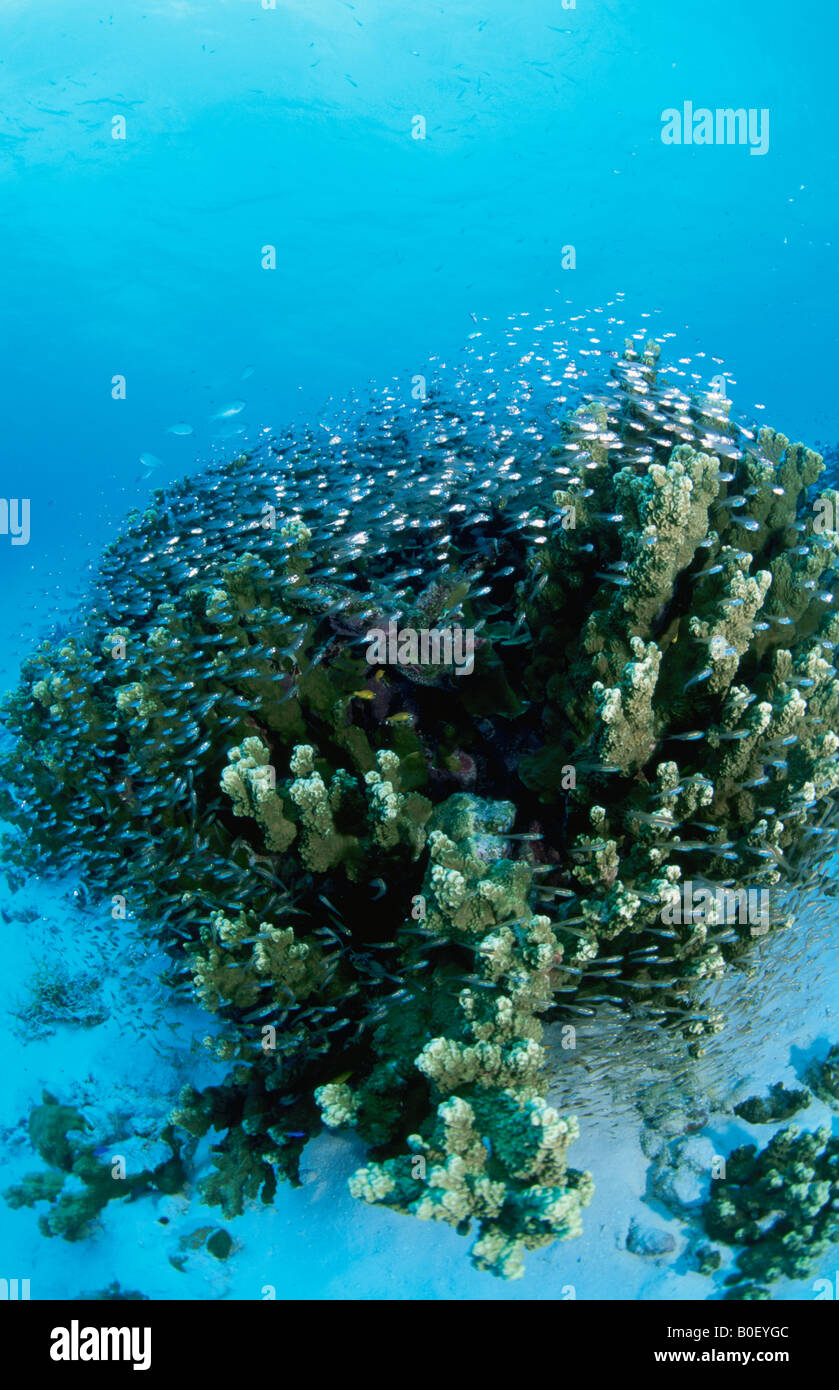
1 0 838 1306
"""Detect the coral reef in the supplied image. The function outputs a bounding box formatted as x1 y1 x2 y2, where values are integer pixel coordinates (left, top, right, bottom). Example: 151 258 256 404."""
804 1043 839 1108
646 1061 839 1297
1 335 838 1277
702 1123 839 1298
733 1082 811 1125
3 1093 184 1242
326 795 592 1278
522 349 839 1026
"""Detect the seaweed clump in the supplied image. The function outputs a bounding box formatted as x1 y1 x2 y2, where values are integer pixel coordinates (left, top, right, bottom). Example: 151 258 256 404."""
9 959 108 1039
1 323 838 1278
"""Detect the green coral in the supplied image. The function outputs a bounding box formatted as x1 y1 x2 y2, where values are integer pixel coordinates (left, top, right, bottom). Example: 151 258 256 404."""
286 743 431 876
317 793 591 1278
189 908 328 1016
4 1094 184 1242
703 1123 839 1297
221 737 296 852
522 341 839 1033
804 1044 839 1108
350 1092 590 1281
733 1083 811 1125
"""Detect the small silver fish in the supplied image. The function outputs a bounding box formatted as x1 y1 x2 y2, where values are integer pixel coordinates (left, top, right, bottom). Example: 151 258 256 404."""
212 400 246 420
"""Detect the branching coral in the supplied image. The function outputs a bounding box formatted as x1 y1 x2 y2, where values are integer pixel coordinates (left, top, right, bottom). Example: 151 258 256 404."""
319 793 592 1278
522 344 839 1030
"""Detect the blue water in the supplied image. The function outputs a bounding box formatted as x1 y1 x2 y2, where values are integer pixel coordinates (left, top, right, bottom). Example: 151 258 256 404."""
2 0 837 670
1 0 837 1302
